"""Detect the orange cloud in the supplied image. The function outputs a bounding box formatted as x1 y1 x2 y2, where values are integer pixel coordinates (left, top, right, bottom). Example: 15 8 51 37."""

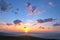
0 24 60 33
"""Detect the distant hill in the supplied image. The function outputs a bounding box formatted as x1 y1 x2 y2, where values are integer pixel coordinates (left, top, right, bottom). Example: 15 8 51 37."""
0 35 57 40
0 32 9 36
0 32 57 40
0 32 15 36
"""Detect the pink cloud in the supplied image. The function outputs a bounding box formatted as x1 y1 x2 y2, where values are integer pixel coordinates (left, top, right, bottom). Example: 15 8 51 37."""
25 2 45 16
38 10 46 14
48 2 54 6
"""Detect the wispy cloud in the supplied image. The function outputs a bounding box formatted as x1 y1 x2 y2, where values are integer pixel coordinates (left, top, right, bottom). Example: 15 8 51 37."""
25 2 32 10
25 2 45 15
12 8 20 14
48 2 54 6
6 23 13 26
39 26 45 29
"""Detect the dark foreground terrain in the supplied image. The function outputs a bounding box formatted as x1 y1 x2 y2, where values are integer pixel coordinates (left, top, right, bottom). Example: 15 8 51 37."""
0 35 57 40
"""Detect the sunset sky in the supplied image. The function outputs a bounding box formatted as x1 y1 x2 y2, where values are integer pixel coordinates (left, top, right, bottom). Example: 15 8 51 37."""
0 0 60 33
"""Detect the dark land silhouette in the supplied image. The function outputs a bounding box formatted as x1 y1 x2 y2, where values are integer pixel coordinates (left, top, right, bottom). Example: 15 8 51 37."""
0 35 57 40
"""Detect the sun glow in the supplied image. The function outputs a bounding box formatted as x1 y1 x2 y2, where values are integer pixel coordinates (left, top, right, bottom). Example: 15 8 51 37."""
23 27 29 33
23 23 31 33
1 22 60 33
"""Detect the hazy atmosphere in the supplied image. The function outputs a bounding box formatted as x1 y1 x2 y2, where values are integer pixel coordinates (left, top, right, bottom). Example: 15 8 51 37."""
0 0 60 40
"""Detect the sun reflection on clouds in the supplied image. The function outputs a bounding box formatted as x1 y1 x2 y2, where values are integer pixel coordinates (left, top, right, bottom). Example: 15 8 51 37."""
0 22 60 33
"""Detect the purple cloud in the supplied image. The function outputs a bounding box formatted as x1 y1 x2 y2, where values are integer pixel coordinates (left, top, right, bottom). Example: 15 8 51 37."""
13 19 22 25
39 26 45 29
25 2 45 15
25 2 31 7
53 23 60 26
32 6 37 13
6 23 13 26
36 18 56 23
0 0 12 12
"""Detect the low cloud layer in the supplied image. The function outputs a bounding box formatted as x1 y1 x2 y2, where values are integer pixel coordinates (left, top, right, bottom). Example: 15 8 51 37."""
39 26 45 29
6 23 13 26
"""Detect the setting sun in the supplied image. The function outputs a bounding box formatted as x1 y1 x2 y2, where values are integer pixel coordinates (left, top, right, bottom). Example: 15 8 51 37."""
23 27 29 33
